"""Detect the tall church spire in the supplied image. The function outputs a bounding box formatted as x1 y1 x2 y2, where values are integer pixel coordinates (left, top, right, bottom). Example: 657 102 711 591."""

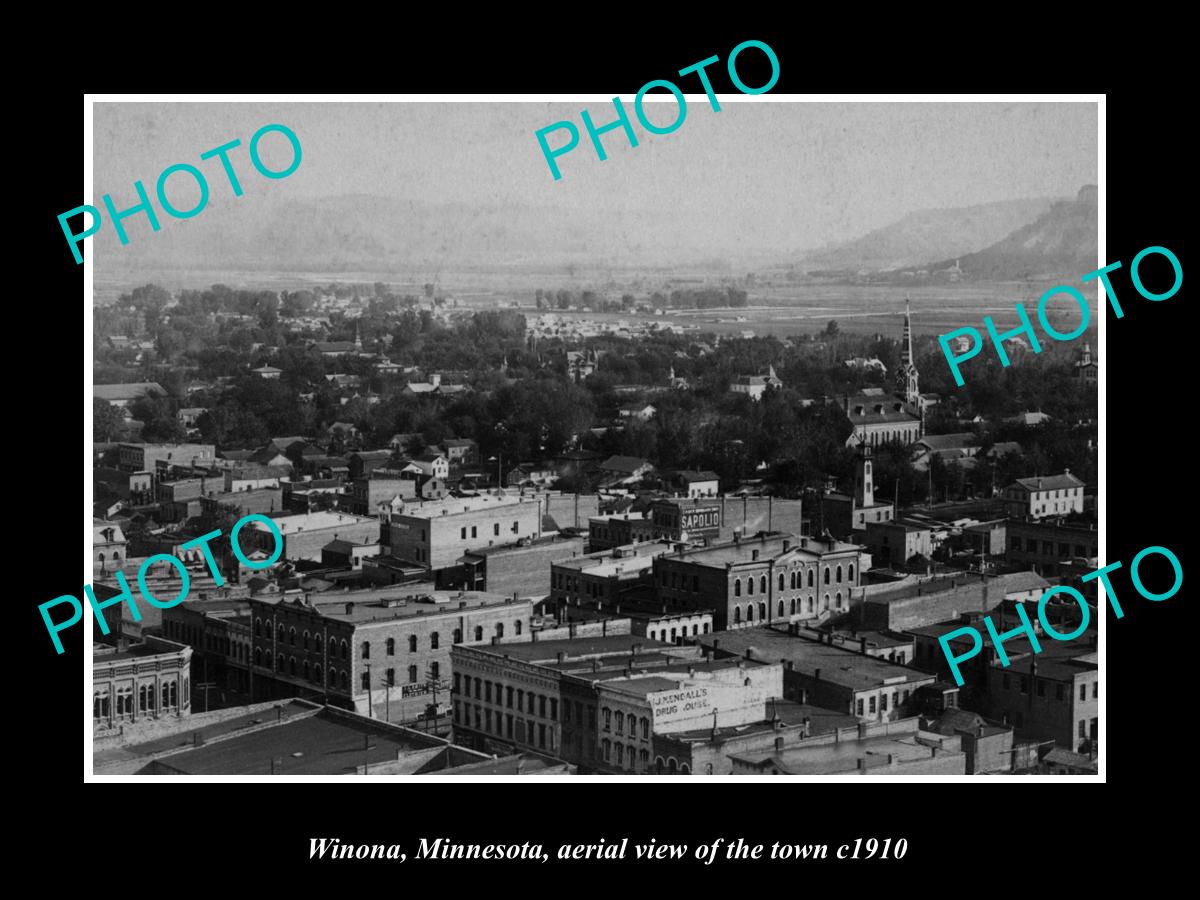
896 298 920 405
354 321 363 352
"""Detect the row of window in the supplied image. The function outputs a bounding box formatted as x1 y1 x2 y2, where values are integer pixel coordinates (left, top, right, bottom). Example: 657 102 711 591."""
459 522 519 540
93 680 184 720
164 620 249 662
728 564 854 597
733 594 840 624
454 702 557 752
601 708 650 740
454 675 557 720
254 620 349 658
1010 537 1095 556
856 688 910 717
253 649 350 690
648 622 709 642
361 663 439 689
1002 674 1098 702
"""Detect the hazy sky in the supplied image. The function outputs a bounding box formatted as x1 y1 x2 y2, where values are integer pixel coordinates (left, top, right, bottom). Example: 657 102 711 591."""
93 100 1097 254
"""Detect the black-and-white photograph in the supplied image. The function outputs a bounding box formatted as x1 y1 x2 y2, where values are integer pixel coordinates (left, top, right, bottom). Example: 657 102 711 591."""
87 98 1099 778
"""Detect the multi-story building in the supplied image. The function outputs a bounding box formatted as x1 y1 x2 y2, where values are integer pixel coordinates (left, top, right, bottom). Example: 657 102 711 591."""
346 472 416 517
243 510 380 562
587 512 655 551
699 627 935 724
1005 518 1098 574
551 541 674 610
653 533 867 630
987 644 1098 754
247 588 533 723
117 442 216 475
384 494 542 573
162 599 253 698
729 365 783 401
859 570 1049 632
865 518 934 568
93 636 192 732
1002 471 1086 520
449 635 775 772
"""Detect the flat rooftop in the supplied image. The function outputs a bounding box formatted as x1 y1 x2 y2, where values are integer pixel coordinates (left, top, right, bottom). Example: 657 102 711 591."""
93 639 187 663
669 533 859 569
254 511 377 534
555 543 671 576
256 589 520 624
148 707 449 775
666 701 858 743
731 729 962 774
395 494 535 520
699 628 928 690
864 570 1048 605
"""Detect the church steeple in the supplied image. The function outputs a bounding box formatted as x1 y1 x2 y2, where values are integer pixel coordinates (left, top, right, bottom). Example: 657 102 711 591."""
354 321 363 352
896 299 920 405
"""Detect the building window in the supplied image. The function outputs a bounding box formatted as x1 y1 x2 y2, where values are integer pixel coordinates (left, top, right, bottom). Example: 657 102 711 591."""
495 623 504 639
494 523 500 536
808 570 814 587
386 638 395 655
453 628 462 644
1078 719 1086 739
602 739 611 762
430 632 440 650
778 573 785 591
868 696 876 714
615 711 624 734
515 620 523 635
880 693 888 711
848 564 855 582
315 664 323 684
538 695 547 718
408 665 418 683
1093 681 1098 699
340 671 348 690
550 699 558 720
733 606 741 624
362 641 370 660
474 626 484 641
340 640 348 660
856 698 864 716
315 634 323 654
386 668 395 687
824 568 830 585
304 660 311 679
603 708 612 730
734 579 741 597
461 527 467 539
430 662 440 681
361 672 370 690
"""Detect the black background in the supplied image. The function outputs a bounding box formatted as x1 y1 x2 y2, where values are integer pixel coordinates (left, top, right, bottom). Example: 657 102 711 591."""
21 22 1188 885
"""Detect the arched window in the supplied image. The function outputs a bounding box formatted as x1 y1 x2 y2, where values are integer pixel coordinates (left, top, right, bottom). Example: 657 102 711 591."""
453 628 462 644
264 650 272 670
303 660 310 679
702 622 710 634
790 571 797 589
836 591 843 608
836 565 843 583
277 624 284 641
779 573 785 591
655 757 664 775
514 620 522 635
315 634 323 654
362 641 371 660
289 656 296 675
315 664 323 684
254 618 261 637
669 627 677 642
303 630 310 650
431 632 440 649
824 593 830 609
254 647 262 665
733 606 741 624
747 578 754 596
668 758 677 775
734 578 741 597
496 623 505 638
408 665 418 683
746 605 754 623
474 626 484 641
791 598 797 615
408 635 417 652
759 602 766 620
848 564 855 582
289 627 296 646
760 576 767 594
386 637 395 655
340 671 348 689
615 711 624 733
340 640 348 660
680 763 691 774
778 600 785 617
808 570 814 587
824 568 831 585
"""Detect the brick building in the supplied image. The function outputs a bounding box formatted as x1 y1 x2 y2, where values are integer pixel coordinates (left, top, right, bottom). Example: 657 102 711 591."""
93 636 192 733
653 533 867 630
384 494 543 573
245 510 380 562
247 588 533 723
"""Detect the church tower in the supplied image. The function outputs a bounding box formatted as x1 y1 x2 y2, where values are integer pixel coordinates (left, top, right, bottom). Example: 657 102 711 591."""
354 321 363 353
853 440 874 508
896 298 920 405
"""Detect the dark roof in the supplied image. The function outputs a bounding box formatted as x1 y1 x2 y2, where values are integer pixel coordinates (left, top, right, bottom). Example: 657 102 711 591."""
601 455 652 474
1013 473 1085 492
676 470 720 483
916 433 980 451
